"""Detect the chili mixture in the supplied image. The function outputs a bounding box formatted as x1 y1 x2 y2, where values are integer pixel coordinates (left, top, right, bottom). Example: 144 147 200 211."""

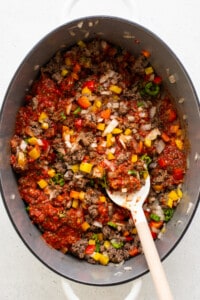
10 39 187 265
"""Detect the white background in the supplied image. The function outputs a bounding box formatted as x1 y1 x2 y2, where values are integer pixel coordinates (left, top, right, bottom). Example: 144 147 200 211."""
0 1 200 299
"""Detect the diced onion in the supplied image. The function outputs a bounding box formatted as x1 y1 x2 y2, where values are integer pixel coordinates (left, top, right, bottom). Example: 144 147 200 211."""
140 124 151 131
149 106 156 118
102 119 119 136
93 221 103 228
20 140 27 151
145 128 161 140
156 139 165 154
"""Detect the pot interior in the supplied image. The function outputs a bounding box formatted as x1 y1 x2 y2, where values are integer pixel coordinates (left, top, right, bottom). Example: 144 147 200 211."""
0 16 200 285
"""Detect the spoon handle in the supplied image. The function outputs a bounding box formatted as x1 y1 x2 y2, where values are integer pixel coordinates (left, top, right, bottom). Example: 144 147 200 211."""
135 216 173 300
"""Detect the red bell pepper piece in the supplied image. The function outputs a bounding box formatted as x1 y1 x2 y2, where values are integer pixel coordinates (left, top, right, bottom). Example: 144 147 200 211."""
82 80 96 92
85 244 96 255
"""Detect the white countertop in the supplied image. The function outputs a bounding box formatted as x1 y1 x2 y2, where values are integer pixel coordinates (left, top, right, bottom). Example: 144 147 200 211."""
0 1 200 299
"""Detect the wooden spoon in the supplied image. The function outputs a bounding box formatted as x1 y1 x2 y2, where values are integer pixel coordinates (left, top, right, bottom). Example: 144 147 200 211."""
106 175 173 300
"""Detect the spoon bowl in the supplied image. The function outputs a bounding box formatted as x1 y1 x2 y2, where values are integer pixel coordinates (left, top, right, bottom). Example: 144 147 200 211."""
107 175 173 300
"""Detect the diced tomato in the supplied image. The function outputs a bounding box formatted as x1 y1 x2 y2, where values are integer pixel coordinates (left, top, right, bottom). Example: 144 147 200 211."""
126 236 134 242
74 118 83 130
167 109 177 122
157 157 167 168
173 168 184 180
82 80 96 91
153 76 162 85
151 231 158 240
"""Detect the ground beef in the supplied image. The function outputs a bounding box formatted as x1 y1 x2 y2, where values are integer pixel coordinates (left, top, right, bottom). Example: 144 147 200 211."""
10 38 187 266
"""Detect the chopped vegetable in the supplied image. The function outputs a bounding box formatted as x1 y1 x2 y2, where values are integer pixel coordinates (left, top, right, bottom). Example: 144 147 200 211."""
144 82 160 96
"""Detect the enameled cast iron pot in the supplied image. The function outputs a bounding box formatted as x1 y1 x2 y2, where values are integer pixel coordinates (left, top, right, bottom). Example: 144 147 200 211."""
0 16 200 286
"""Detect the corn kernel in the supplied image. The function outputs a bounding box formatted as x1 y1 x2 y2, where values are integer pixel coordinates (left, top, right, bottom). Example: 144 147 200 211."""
109 85 122 94
80 162 93 173
37 179 48 189
124 128 132 135
145 66 154 75
131 154 138 163
97 123 105 131
143 171 149 179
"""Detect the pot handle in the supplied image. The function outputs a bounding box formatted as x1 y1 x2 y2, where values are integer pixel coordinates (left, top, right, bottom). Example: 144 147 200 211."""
60 0 139 23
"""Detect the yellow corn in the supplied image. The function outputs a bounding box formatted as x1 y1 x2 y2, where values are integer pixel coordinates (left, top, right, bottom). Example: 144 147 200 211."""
145 66 154 75
124 128 132 135
80 162 93 173
112 128 122 134
175 139 183 150
28 146 40 160
81 221 90 231
47 169 56 178
61 69 69 77
131 154 138 163
37 179 48 189
107 152 115 160
39 112 48 123
97 123 105 131
109 85 122 94
144 138 152 147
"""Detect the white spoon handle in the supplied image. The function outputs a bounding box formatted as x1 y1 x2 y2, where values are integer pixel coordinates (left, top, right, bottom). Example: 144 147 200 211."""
135 216 173 300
